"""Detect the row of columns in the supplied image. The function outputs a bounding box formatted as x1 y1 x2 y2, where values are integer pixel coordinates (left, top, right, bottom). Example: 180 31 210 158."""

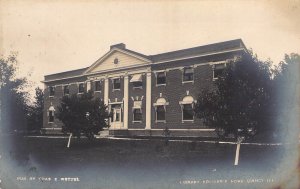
101 72 152 130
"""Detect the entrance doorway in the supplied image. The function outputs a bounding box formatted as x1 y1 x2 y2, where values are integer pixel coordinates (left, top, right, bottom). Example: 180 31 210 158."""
110 103 123 129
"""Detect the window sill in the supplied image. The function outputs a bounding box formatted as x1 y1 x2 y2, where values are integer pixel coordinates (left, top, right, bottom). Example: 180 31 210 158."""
94 91 101 93
182 120 194 123
155 120 166 123
156 84 166 87
133 87 143 90
49 96 54 98
48 122 54 124
112 89 121 92
182 80 194 84
132 121 142 123
77 92 84 95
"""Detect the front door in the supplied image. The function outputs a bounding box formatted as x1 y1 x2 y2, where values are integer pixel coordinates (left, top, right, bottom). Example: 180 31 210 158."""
114 108 121 122
110 104 123 129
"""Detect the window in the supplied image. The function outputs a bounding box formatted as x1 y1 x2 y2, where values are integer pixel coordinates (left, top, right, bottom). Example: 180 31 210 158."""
153 97 169 122
213 63 226 80
111 104 122 123
78 83 84 93
156 105 166 121
133 108 142 122
49 86 55 96
95 81 101 92
49 111 54 123
156 72 166 85
180 96 195 121
183 104 194 121
183 67 194 82
48 106 55 123
113 78 121 90
63 85 69 95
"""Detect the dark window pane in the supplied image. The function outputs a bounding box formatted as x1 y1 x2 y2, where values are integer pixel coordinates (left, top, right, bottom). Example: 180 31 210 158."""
115 110 120 122
133 81 142 88
183 104 193 120
214 69 224 78
214 64 226 79
49 111 54 122
156 105 165 121
49 86 55 96
113 78 121 89
183 68 194 81
63 85 69 95
95 81 101 91
78 83 84 93
111 109 114 122
157 72 166 85
133 109 142 121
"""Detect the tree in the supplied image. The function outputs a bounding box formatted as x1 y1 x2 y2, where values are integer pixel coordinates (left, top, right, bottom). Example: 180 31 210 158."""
272 53 300 141
194 51 274 140
27 87 44 133
0 53 30 133
56 91 110 140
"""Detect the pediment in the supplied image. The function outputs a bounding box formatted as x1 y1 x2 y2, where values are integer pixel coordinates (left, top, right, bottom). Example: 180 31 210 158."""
85 49 151 74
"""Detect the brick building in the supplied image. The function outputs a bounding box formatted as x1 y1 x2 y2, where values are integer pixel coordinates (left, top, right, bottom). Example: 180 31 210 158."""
42 39 247 137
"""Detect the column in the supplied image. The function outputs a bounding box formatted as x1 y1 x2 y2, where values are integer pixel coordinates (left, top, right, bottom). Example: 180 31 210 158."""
104 77 109 106
145 72 152 130
123 74 129 129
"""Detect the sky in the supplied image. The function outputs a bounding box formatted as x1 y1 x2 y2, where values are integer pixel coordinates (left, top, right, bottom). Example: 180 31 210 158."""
1 0 300 97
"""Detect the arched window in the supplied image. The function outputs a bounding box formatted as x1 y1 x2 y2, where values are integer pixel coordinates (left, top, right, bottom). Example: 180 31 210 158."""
153 98 169 122
48 106 55 123
179 96 195 122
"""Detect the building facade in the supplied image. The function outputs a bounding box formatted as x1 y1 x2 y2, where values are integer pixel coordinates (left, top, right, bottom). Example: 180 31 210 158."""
42 39 247 137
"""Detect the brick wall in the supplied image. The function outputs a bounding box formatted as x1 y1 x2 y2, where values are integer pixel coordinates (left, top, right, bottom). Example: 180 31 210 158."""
109 77 124 103
150 52 238 129
42 50 244 134
43 76 87 130
128 74 146 129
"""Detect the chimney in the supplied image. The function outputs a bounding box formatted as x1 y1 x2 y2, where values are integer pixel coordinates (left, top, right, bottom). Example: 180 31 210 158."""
110 43 126 50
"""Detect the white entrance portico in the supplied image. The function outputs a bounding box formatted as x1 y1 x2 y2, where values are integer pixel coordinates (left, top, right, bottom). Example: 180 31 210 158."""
109 102 123 129
83 44 152 132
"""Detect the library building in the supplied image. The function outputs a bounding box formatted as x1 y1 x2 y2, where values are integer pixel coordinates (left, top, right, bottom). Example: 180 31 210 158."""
42 39 247 137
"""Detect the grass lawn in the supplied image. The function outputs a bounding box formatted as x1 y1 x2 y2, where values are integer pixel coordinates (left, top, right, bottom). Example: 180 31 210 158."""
0 135 298 189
